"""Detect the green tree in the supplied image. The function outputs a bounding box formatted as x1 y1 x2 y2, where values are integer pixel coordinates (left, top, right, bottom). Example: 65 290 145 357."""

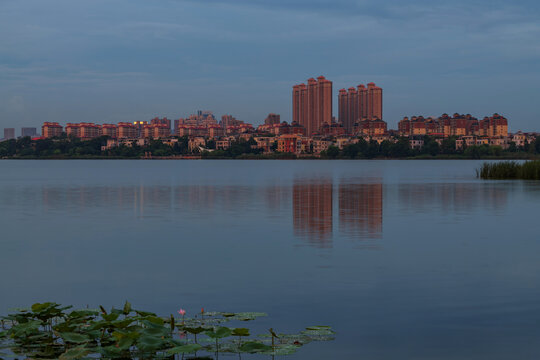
422 136 440 156
441 136 457 154
342 143 359 159
389 138 410 158
535 136 540 154
365 140 380 158
325 145 340 159
379 140 392 157
490 146 503 157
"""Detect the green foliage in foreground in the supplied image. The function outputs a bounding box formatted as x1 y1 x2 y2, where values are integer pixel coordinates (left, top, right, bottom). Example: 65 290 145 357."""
0 302 335 359
477 160 540 179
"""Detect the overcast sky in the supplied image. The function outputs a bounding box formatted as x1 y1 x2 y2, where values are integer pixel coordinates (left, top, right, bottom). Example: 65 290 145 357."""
1 0 539 132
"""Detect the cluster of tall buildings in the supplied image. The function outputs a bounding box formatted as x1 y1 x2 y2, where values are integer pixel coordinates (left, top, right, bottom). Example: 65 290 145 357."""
338 83 383 132
292 76 386 137
4 75 518 149
292 76 333 136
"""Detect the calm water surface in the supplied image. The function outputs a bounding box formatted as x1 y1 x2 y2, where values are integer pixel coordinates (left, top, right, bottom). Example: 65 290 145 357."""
1 160 540 359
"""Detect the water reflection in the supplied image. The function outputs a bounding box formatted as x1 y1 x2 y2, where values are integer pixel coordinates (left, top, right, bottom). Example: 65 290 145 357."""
339 182 383 240
32 179 514 248
3 161 540 360
292 179 334 248
398 183 509 214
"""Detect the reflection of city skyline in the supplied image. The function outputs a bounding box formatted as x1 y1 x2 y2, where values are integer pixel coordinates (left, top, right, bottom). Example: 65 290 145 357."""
291 178 384 248
339 183 383 240
397 183 509 214
293 179 334 248
33 180 512 248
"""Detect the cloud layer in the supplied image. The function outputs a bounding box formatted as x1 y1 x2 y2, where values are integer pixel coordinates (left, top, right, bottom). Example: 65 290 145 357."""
0 0 539 130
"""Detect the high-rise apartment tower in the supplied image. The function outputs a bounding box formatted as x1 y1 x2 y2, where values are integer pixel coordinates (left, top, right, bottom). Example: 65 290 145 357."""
3 128 15 140
21 127 37 138
293 76 333 136
338 82 383 133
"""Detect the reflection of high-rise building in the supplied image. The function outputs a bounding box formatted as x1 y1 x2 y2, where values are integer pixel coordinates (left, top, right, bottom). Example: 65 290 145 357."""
339 183 383 239
293 179 333 248
265 185 290 215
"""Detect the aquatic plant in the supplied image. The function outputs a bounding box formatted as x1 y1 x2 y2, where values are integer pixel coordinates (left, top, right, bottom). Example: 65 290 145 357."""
0 301 334 359
477 160 540 180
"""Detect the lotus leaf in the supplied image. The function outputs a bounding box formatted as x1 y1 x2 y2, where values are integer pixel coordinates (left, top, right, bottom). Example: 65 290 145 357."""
0 302 334 359
135 310 156 317
270 344 302 356
144 315 164 326
60 332 90 343
58 345 90 360
238 341 273 353
68 310 99 318
137 335 165 351
205 327 232 339
101 313 119 322
167 343 202 354
184 326 206 335
232 312 267 321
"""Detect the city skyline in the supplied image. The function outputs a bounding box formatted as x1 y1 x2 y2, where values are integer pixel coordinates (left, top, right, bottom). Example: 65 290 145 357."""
1 1 539 131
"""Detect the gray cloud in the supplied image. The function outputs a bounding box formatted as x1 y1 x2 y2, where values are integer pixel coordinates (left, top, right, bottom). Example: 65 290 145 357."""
0 0 539 129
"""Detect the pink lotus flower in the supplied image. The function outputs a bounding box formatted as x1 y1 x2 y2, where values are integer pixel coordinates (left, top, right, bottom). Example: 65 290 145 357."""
178 309 186 316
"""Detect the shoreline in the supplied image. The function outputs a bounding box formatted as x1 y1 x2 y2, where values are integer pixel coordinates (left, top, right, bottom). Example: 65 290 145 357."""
1 155 539 161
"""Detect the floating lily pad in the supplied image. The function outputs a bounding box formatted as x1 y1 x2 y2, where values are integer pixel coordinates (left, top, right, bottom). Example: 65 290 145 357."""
60 332 90 344
167 343 202 354
58 345 90 360
239 341 273 353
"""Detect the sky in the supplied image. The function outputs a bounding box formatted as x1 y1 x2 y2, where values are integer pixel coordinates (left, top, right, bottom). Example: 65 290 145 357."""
1 0 539 132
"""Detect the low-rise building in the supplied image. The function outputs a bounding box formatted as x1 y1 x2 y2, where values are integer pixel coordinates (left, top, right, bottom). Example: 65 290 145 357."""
216 138 232 150
312 138 333 154
277 134 301 154
489 136 509 149
335 136 352 149
188 137 206 152
253 136 274 153
409 137 424 150
512 132 527 147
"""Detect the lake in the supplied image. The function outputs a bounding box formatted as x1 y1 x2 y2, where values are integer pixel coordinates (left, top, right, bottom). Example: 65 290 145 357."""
1 160 540 359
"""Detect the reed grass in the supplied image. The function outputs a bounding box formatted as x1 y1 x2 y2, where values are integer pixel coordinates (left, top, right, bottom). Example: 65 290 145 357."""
478 160 540 179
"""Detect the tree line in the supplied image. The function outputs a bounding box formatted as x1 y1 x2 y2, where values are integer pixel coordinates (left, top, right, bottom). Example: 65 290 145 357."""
1 135 539 159
321 136 540 159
